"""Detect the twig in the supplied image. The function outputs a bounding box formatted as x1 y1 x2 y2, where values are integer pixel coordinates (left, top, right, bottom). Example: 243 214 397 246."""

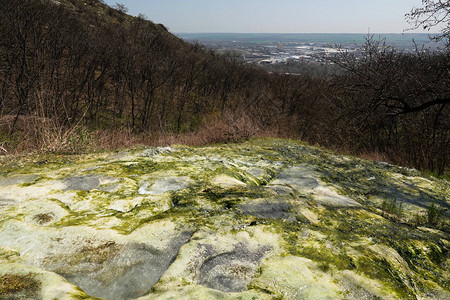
0 145 7 154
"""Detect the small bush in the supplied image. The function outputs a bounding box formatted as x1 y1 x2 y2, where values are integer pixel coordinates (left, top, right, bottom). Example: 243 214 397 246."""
427 202 444 226
407 203 445 228
381 197 403 218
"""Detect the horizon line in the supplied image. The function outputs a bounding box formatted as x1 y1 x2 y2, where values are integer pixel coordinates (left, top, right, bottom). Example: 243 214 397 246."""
174 32 439 35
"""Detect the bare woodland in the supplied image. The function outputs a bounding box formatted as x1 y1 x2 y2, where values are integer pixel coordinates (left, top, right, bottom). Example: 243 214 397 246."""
0 0 449 175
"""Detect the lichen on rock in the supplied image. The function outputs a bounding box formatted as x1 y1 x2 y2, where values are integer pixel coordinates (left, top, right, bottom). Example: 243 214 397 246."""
0 138 448 299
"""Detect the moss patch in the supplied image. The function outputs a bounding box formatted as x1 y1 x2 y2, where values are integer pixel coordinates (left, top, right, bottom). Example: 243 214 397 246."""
0 274 40 299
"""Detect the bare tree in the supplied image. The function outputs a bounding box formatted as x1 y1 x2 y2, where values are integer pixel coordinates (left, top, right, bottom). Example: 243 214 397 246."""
114 2 128 14
334 36 450 117
406 0 450 43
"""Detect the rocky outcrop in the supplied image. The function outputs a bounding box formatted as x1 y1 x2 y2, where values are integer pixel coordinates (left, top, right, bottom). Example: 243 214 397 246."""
0 138 448 299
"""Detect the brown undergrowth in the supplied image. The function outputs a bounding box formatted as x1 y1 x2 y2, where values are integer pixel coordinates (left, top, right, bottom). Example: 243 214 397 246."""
0 112 280 155
0 113 448 179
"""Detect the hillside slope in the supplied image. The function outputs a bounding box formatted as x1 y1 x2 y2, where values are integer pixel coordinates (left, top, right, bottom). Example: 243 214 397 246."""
0 0 266 134
1 0 449 175
0 139 448 299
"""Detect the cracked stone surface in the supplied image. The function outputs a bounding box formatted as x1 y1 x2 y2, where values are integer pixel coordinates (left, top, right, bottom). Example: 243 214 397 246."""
0 174 40 187
198 243 271 292
138 176 193 195
237 199 293 220
0 138 448 299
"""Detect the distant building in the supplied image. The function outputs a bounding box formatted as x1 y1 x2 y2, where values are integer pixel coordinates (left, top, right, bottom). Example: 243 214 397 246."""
277 42 284 51
259 57 287 65
260 59 272 65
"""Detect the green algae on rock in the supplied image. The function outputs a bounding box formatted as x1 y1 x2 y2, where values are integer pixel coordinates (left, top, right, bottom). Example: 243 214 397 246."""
0 138 448 299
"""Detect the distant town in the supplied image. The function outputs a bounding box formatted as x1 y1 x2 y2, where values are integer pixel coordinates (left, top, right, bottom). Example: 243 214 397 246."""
203 40 349 65
177 33 443 66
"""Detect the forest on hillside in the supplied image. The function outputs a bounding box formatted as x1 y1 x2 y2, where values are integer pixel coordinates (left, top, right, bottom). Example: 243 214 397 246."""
0 0 449 175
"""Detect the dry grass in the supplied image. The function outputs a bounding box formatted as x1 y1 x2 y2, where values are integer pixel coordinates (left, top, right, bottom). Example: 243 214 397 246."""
358 151 391 164
0 115 89 154
0 111 270 156
150 109 275 147
0 113 381 161
1 113 437 178
93 128 148 150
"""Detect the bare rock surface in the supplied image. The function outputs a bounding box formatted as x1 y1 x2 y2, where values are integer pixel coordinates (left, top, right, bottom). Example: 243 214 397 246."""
0 138 448 299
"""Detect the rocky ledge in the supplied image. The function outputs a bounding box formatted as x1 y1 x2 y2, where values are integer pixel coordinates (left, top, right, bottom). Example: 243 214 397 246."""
0 138 448 299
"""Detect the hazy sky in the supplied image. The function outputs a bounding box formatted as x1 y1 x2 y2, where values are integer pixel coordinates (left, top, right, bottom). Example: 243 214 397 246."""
103 0 431 33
